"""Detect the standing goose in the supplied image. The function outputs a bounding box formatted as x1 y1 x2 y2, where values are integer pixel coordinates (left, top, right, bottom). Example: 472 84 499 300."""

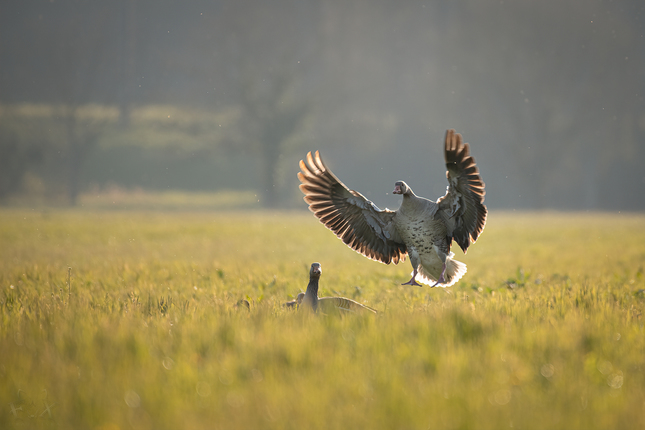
300 263 377 314
298 129 486 288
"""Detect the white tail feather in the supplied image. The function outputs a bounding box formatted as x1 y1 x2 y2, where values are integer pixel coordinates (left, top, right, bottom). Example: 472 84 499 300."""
415 257 467 288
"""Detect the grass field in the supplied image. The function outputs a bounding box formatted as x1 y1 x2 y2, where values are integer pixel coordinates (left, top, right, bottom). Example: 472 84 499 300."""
1 209 644 429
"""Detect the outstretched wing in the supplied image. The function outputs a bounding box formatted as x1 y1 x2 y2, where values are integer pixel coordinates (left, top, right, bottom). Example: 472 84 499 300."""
318 297 377 314
298 151 407 265
437 129 487 253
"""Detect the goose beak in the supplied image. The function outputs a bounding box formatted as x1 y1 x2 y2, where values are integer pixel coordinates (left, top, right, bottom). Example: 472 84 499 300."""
393 184 402 194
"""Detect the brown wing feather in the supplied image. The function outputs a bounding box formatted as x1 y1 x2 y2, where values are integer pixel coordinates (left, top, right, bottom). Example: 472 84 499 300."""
298 151 407 265
437 129 487 253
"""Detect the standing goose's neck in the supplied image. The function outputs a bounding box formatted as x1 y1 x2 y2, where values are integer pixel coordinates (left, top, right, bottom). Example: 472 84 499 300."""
306 276 319 311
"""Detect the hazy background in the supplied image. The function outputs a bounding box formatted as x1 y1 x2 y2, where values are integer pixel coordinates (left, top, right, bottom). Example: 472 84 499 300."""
1 0 643 210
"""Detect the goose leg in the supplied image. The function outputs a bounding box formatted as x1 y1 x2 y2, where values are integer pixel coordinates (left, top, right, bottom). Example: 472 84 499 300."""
402 249 422 287
402 267 422 287
430 262 447 287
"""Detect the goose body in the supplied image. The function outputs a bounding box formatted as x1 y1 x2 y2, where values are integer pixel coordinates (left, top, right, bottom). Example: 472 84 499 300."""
298 129 486 287
298 263 377 314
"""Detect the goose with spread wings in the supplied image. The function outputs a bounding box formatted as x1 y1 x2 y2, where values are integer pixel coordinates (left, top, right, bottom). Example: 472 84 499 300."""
298 263 377 314
297 129 487 287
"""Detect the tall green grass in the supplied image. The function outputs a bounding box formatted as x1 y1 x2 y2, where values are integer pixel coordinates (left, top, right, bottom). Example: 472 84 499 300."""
1 210 644 429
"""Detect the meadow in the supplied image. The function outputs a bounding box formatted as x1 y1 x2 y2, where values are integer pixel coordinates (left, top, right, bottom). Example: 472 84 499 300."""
1 209 644 429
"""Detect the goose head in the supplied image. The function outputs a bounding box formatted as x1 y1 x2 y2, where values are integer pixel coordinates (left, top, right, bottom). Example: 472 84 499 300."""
310 262 322 279
393 181 412 196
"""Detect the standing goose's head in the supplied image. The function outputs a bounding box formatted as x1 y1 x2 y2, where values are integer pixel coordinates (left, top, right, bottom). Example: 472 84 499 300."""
310 262 322 279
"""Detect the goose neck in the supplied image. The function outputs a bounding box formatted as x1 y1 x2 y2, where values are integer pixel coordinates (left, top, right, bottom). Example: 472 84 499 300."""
305 278 319 310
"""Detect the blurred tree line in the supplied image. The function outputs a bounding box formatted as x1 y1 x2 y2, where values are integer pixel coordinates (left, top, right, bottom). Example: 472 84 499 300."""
1 0 643 209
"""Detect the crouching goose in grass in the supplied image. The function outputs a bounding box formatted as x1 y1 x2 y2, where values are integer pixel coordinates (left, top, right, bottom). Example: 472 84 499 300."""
299 263 377 314
236 299 250 310
298 129 487 288
283 292 305 308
